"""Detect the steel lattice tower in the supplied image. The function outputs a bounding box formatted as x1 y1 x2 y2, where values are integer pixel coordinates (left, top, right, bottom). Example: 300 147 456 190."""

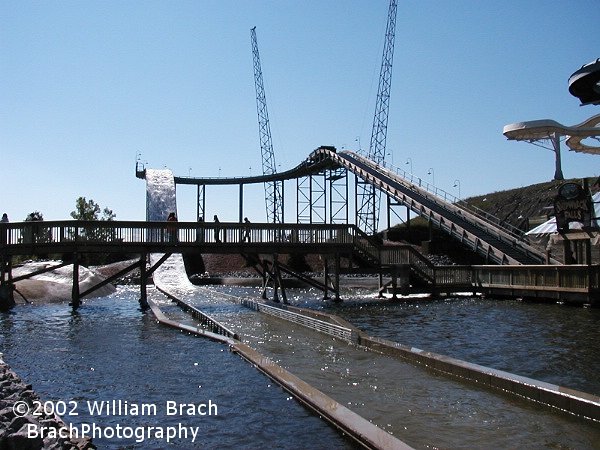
251 27 283 224
356 0 397 234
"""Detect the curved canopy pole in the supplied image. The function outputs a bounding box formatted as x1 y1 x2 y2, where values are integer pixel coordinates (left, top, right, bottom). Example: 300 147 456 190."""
503 114 600 180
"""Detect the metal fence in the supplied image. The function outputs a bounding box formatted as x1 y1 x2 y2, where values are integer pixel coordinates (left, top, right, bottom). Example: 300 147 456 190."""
241 298 359 343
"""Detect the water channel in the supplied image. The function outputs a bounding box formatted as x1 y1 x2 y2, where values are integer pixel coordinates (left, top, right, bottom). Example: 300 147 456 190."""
1 285 599 448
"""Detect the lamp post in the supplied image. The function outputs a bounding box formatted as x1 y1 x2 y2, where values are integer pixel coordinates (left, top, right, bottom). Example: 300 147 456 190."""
427 167 435 186
386 151 394 166
405 158 412 174
355 136 362 153
453 179 461 199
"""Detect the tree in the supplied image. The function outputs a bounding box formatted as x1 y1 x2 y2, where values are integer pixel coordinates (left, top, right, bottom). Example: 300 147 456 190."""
25 211 44 222
69 197 116 245
19 211 51 260
22 211 50 244
71 197 115 221
68 197 121 266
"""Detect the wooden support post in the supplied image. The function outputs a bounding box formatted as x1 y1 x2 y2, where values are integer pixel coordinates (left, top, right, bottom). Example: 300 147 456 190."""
378 270 384 298
333 253 341 302
0 256 15 311
391 265 398 300
273 256 287 304
139 254 149 310
260 260 269 300
71 255 80 310
323 257 330 300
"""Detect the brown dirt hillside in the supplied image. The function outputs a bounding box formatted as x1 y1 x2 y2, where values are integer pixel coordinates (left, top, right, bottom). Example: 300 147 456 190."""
464 177 599 231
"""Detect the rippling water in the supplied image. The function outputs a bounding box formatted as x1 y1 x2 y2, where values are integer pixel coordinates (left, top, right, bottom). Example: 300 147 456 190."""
0 287 354 449
191 286 600 449
313 290 600 397
2 285 600 449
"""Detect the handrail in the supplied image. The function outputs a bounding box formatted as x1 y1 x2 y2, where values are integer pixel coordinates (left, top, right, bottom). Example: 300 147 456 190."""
314 148 548 264
0 221 361 248
473 264 600 292
344 150 526 239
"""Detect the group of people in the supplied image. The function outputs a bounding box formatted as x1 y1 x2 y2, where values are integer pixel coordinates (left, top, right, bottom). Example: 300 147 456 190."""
211 215 251 242
165 213 251 243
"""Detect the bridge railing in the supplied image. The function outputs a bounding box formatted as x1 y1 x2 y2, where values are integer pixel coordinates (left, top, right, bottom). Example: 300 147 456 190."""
332 149 528 242
379 245 435 280
473 265 600 292
370 158 528 240
0 221 372 251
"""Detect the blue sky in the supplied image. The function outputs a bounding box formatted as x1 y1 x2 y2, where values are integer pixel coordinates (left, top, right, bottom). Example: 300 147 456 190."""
1 0 599 224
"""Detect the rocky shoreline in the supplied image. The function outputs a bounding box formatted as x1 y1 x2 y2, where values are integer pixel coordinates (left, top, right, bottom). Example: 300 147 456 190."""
0 354 94 450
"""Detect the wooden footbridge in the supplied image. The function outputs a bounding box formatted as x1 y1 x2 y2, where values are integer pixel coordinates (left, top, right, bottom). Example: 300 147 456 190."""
2 146 598 311
1 220 599 311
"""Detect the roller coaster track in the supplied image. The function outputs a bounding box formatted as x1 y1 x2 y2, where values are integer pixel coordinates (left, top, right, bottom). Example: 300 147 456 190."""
145 148 550 265
311 148 548 265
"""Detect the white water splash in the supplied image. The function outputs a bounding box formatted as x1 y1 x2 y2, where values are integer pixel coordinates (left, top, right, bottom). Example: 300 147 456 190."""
13 262 115 302
145 168 195 296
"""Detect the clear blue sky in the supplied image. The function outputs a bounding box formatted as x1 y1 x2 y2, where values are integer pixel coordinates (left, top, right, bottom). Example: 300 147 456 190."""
1 0 598 224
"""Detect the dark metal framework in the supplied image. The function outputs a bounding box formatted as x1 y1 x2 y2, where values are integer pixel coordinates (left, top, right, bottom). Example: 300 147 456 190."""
329 168 348 224
196 184 205 222
357 0 398 235
297 172 326 224
251 27 283 223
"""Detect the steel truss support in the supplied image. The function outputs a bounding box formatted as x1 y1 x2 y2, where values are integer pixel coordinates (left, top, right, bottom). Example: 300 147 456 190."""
196 184 205 222
355 175 376 233
357 0 397 234
297 172 326 224
386 194 408 230
251 27 283 224
329 168 348 224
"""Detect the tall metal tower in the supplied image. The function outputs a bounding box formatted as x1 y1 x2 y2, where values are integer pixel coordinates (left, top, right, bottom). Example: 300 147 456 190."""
251 27 284 224
356 0 397 234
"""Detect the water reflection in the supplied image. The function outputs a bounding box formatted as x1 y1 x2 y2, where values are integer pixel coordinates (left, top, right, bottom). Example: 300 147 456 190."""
0 287 354 449
198 286 600 448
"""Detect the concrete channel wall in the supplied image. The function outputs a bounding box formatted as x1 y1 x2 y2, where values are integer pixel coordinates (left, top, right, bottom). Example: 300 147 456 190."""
359 335 600 422
146 298 412 450
278 304 600 423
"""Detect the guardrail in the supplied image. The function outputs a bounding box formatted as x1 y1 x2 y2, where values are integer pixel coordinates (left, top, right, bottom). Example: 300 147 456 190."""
0 221 371 249
361 154 527 240
473 265 600 295
240 298 359 342
164 293 239 340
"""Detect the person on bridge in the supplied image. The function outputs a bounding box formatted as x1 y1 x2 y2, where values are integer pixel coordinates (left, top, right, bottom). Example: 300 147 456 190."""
213 215 221 242
167 212 178 242
242 217 251 242
1 213 8 223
